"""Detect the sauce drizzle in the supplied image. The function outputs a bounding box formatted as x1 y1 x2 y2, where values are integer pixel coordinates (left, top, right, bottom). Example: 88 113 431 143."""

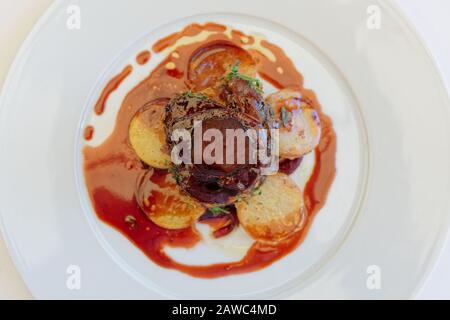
136 50 151 65
94 65 133 115
83 125 94 141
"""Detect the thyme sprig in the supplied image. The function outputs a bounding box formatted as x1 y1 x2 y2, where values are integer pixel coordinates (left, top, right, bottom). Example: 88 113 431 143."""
224 62 263 94
251 186 262 196
280 106 291 128
182 90 209 101
168 165 182 184
209 206 230 216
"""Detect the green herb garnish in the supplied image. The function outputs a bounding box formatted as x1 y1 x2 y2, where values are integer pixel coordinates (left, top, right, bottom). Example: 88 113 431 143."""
209 206 230 216
280 106 291 127
185 202 194 209
224 62 263 94
168 165 182 184
251 186 262 196
235 194 250 204
182 91 209 100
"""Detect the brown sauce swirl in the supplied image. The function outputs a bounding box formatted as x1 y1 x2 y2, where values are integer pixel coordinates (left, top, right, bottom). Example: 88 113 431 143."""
94 65 133 115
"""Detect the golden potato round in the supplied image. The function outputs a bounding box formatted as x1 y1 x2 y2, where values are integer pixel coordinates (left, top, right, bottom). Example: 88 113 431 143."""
266 88 321 159
137 170 205 230
236 173 305 242
129 100 171 169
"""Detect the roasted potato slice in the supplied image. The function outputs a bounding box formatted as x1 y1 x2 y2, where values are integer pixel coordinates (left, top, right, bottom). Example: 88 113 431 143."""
129 100 171 169
188 42 257 91
236 173 305 242
136 169 205 229
266 88 321 159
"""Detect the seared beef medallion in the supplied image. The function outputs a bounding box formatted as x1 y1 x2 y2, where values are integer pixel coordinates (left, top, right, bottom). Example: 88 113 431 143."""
164 77 277 204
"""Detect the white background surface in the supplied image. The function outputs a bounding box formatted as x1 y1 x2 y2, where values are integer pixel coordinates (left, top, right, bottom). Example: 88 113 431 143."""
0 0 449 299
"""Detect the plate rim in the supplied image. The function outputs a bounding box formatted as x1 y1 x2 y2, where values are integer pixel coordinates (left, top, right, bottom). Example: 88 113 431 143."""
0 0 65 298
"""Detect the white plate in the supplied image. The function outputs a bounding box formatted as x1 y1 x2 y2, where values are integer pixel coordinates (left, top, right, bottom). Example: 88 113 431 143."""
1 0 449 299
